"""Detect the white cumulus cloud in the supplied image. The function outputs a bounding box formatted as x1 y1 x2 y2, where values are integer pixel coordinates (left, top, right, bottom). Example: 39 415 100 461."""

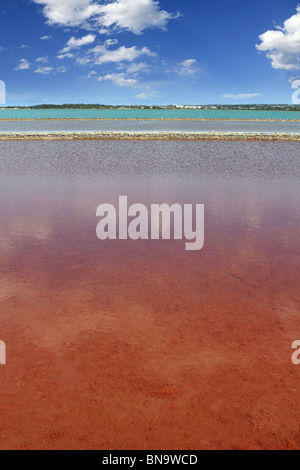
35 66 54 75
57 52 74 60
60 34 96 53
36 56 49 63
179 59 197 75
90 44 155 64
256 6 300 70
104 39 119 47
136 90 158 99
32 0 178 35
222 93 261 100
126 62 150 75
98 73 137 86
15 59 31 71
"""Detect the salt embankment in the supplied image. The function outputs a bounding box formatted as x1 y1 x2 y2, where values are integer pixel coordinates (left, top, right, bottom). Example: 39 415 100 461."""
0 131 299 141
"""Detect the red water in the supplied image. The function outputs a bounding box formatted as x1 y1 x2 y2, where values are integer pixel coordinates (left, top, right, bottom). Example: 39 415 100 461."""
0 141 299 450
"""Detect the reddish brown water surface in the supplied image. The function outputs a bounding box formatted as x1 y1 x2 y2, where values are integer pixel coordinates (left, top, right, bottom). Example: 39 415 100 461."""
0 140 299 450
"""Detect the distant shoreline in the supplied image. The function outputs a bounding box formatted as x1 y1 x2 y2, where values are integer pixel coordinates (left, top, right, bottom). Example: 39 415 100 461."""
1 105 299 111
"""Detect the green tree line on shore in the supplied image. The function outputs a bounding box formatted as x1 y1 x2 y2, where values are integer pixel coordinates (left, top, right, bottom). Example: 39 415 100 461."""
2 104 300 111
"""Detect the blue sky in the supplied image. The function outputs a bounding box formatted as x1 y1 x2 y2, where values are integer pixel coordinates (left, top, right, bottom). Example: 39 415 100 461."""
0 0 300 105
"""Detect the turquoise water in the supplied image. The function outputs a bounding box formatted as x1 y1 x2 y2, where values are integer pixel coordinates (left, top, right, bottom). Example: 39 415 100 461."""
1 119 299 133
0 108 299 120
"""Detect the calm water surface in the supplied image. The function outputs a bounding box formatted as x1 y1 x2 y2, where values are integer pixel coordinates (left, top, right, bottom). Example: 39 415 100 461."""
0 119 299 133
0 141 299 450
0 108 300 120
